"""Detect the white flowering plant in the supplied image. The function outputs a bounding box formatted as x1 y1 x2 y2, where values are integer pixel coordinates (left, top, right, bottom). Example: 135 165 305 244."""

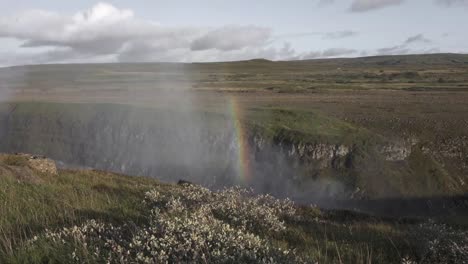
410 220 468 264
28 184 305 263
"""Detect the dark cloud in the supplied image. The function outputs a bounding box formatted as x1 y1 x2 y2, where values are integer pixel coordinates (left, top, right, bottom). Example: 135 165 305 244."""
404 34 432 44
376 45 409 55
323 30 358 39
375 35 439 56
350 0 405 12
275 30 358 40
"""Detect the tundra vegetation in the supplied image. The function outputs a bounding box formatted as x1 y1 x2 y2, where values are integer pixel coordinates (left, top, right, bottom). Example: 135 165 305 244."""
1 154 468 263
1 54 468 262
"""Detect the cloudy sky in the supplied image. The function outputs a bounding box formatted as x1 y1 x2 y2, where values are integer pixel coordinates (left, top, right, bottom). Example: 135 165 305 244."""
0 0 466 66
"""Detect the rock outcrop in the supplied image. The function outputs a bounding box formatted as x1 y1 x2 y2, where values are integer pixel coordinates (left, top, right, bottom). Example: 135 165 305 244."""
0 153 57 184
0 153 58 175
253 133 413 166
19 153 58 175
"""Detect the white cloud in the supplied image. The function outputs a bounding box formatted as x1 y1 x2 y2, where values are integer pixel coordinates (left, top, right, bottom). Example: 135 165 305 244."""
318 0 468 12
435 0 468 6
302 48 358 59
274 30 358 41
317 0 335 7
190 26 271 51
350 0 405 12
375 34 438 55
0 3 280 65
0 2 457 66
0 3 199 56
404 34 432 44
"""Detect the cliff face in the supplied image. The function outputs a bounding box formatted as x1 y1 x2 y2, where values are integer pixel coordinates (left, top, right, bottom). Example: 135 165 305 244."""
0 104 240 187
252 132 414 170
0 103 465 201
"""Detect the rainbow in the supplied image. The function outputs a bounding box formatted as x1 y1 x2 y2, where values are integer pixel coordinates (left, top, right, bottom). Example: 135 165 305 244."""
228 97 251 183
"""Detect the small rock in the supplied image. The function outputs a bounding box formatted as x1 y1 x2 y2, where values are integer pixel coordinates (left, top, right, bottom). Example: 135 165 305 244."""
177 180 193 186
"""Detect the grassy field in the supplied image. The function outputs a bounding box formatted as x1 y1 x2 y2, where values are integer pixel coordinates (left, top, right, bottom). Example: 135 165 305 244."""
3 53 468 141
1 154 466 263
1 53 468 262
0 155 163 262
1 54 468 198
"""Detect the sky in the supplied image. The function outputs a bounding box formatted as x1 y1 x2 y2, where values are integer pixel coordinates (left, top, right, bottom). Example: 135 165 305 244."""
0 0 467 66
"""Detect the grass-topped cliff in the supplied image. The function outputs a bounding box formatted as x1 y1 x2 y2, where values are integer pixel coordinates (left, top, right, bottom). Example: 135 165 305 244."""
1 154 467 263
2 54 468 201
1 54 468 262
1 102 466 200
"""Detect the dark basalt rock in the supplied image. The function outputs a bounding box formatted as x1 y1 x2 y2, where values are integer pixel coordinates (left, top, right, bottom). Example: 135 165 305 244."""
177 179 193 186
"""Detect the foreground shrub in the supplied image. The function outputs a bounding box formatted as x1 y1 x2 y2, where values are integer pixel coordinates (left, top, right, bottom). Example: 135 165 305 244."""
413 221 468 264
27 185 304 263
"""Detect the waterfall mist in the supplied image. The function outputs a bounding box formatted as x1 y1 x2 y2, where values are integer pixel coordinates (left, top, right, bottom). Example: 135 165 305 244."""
0 63 353 205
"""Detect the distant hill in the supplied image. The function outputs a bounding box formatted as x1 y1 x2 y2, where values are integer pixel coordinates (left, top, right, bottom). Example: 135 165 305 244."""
294 53 468 67
2 53 468 70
